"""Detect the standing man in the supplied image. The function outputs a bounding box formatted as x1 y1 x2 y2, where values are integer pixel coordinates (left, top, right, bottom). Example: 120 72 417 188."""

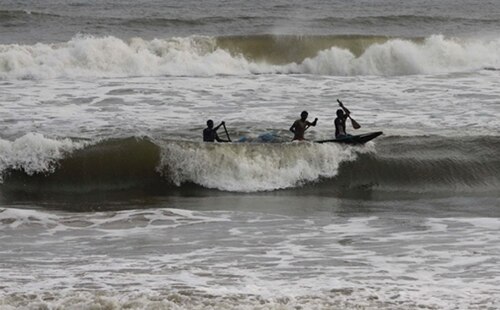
289 111 318 141
203 119 230 142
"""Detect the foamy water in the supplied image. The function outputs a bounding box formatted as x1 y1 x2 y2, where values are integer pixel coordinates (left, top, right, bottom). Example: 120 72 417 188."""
1 70 499 140
159 141 370 191
1 207 499 309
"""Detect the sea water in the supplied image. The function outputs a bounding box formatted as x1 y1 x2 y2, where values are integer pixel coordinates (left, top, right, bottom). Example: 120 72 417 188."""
1 0 500 309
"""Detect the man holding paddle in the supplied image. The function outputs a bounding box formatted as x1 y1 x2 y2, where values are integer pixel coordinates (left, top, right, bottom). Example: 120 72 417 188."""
203 119 231 142
290 111 318 141
335 99 360 138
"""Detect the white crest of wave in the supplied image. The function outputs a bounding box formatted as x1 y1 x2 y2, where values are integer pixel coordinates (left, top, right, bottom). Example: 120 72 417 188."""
0 133 85 181
0 35 258 79
1 34 499 79
160 142 368 192
295 35 500 75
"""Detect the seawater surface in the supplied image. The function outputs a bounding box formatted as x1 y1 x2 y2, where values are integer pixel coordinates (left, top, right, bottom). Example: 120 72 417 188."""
1 0 500 309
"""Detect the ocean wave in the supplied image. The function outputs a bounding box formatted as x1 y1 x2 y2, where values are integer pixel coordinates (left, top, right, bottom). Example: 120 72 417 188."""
0 136 159 192
334 135 500 193
1 34 500 79
159 140 362 192
0 133 86 181
0 136 364 193
1 135 500 195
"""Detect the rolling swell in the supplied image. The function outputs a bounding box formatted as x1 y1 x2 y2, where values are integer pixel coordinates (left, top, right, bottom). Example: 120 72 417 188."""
216 34 394 64
332 136 500 195
1 137 163 193
1 135 499 201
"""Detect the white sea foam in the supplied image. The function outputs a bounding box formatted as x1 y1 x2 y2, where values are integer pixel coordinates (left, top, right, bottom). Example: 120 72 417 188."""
1 35 500 79
1 208 499 309
0 207 228 234
159 141 370 192
0 207 60 229
0 133 85 181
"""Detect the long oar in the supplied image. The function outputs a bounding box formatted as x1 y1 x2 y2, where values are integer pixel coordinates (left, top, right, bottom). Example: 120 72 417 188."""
222 123 232 142
337 99 361 129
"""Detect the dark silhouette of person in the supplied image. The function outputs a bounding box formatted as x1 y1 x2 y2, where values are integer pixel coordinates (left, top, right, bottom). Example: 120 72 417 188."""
203 120 229 142
289 111 318 141
334 107 350 138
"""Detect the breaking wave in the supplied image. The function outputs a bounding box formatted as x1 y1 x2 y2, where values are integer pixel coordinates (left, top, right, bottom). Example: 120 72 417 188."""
0 133 86 181
0 135 363 193
1 34 500 79
1 134 500 196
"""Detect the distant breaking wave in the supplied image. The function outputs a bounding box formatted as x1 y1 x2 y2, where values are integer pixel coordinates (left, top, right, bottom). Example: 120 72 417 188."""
1 34 500 79
1 134 500 196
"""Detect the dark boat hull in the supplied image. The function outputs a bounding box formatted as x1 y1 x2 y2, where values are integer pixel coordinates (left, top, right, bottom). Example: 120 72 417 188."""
315 131 383 145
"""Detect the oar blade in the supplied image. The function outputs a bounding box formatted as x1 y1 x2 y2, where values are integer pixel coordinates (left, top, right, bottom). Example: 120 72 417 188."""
350 118 361 129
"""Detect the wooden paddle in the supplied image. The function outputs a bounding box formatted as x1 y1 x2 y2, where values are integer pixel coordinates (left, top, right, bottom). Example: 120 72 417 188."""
337 99 361 129
222 123 232 142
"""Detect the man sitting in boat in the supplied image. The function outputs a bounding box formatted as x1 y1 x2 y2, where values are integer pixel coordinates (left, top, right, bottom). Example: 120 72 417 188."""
203 120 230 142
290 111 318 141
334 108 350 138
